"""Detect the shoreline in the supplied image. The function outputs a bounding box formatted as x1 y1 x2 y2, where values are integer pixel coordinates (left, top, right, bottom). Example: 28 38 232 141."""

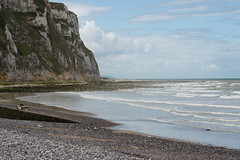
1 82 240 159
0 92 117 128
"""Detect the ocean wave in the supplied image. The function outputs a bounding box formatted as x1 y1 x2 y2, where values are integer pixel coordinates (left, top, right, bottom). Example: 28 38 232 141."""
152 81 226 88
174 92 219 98
76 92 240 110
187 119 240 129
138 91 174 96
172 110 240 117
152 117 240 132
198 94 219 97
219 95 240 99
230 83 240 87
232 91 240 94
174 93 196 98
120 102 240 123
172 112 240 123
166 88 220 93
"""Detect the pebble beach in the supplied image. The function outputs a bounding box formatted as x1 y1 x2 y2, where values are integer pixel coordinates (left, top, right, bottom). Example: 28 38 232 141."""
1 105 240 159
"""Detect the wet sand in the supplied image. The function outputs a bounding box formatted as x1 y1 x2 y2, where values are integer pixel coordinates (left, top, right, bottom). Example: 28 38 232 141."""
1 83 240 159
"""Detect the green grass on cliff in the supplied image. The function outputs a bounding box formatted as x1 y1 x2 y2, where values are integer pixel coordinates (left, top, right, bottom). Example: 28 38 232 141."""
15 43 33 56
0 14 6 30
33 0 46 13
48 57 62 75
0 41 8 55
53 18 69 26
13 12 36 25
0 13 9 55
80 41 94 59
51 3 65 11
0 30 8 55
61 24 69 30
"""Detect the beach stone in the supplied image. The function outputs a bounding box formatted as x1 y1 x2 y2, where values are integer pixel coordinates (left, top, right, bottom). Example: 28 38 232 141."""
0 110 240 160
0 118 143 159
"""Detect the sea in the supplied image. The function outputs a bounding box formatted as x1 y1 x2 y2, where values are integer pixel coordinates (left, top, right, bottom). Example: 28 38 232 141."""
17 79 240 149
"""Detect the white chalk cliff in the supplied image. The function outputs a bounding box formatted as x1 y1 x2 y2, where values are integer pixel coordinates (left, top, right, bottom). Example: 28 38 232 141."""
0 0 100 81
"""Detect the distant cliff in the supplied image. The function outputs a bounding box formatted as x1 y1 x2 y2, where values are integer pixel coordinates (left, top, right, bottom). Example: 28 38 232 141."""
0 0 100 82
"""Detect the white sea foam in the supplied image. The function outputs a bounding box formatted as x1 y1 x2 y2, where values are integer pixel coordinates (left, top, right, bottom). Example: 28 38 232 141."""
186 119 240 129
119 103 240 123
152 81 226 89
151 117 237 132
118 89 135 92
174 92 219 98
232 91 240 94
170 110 240 122
148 91 173 94
153 117 240 132
174 93 196 98
230 83 240 87
76 92 240 109
199 94 219 97
219 95 240 99
138 91 174 96
166 88 219 93
173 110 240 117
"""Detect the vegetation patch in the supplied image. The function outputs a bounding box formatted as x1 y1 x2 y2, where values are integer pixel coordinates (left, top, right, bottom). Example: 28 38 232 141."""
35 51 61 75
48 57 62 75
80 41 94 59
33 25 45 32
0 14 6 30
53 18 68 25
13 11 36 25
0 13 8 55
61 23 69 30
34 52 50 71
28 28 42 40
63 36 71 41
0 30 8 55
16 43 33 56
0 42 8 55
51 3 65 11
33 0 46 13
0 10 11 24
64 32 76 42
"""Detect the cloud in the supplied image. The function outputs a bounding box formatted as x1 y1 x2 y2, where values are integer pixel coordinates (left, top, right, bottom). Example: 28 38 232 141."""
173 28 213 36
129 0 240 23
50 1 111 21
130 9 240 23
156 0 239 7
80 21 240 78
65 3 110 17
156 0 205 7
130 14 176 22
166 5 208 13
205 64 218 70
208 64 217 68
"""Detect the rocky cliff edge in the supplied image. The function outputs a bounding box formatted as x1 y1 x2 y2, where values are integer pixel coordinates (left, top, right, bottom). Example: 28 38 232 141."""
0 0 100 82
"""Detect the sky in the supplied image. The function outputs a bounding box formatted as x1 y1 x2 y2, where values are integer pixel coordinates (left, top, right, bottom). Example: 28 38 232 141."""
50 0 240 79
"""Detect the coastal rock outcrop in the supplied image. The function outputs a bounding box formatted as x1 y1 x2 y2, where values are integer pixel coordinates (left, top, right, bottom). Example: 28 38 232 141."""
0 0 100 81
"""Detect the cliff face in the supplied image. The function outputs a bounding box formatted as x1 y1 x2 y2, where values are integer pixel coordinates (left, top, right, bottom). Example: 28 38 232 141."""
0 0 100 82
